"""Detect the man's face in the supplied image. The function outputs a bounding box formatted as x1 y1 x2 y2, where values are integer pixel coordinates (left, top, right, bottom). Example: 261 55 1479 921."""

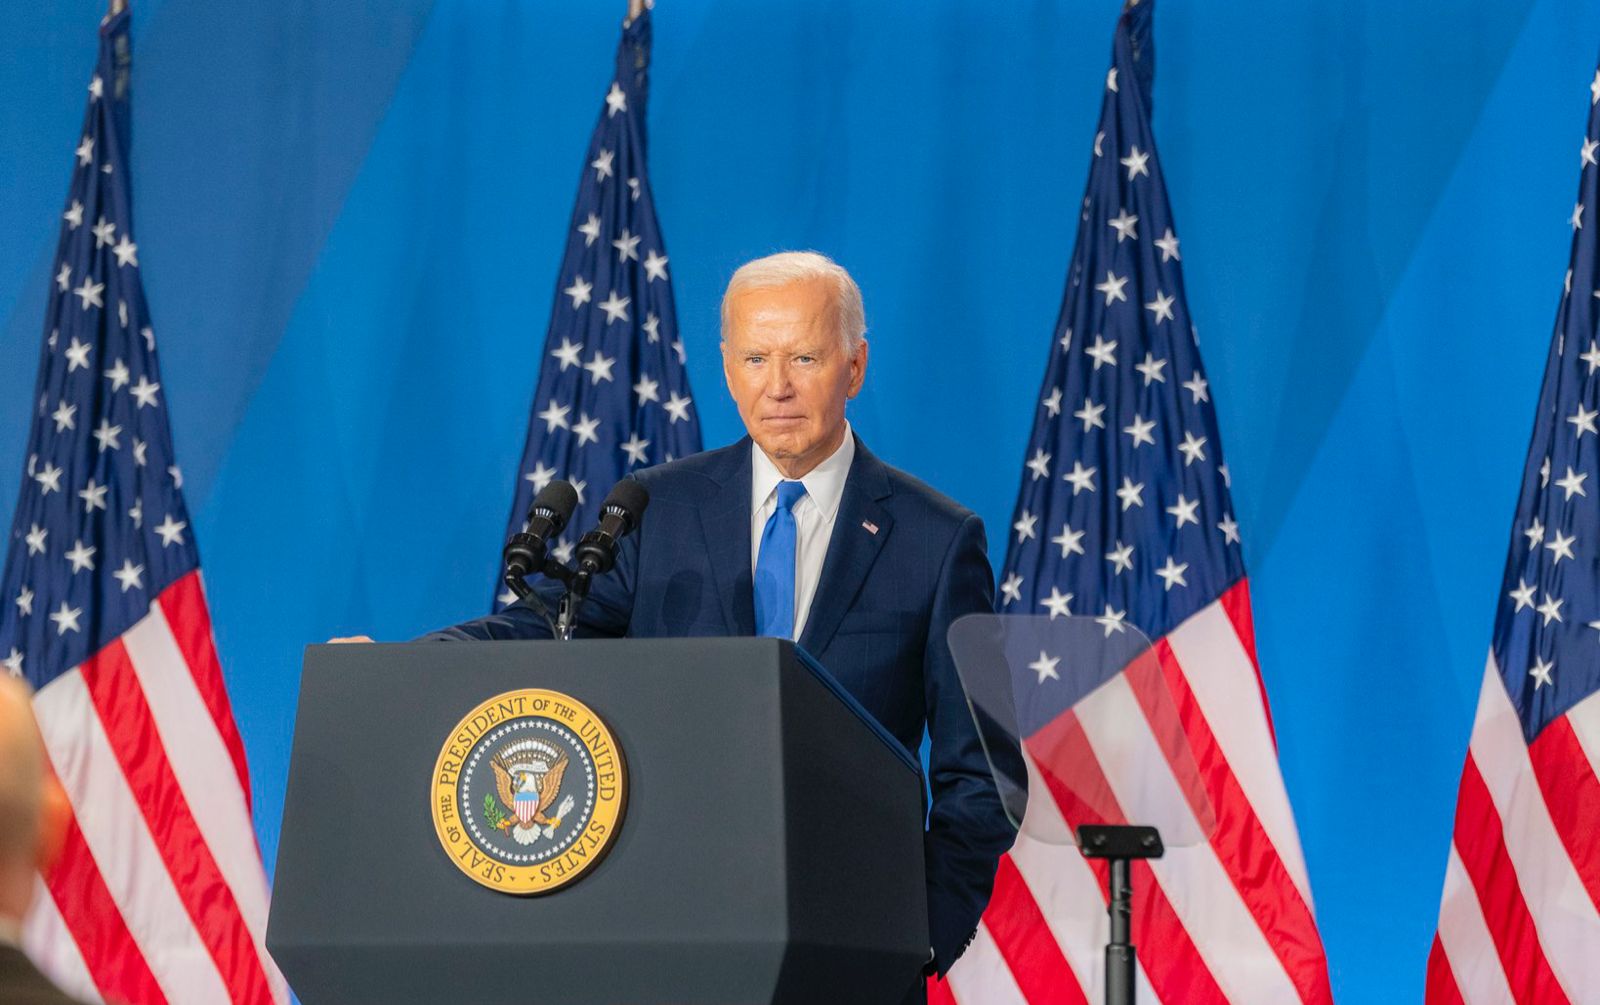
722 278 868 479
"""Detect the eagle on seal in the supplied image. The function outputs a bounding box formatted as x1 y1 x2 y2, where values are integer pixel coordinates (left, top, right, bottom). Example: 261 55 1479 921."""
491 749 576 846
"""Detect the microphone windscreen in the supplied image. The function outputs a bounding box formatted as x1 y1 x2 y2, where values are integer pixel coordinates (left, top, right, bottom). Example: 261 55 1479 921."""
601 479 650 526
532 480 580 530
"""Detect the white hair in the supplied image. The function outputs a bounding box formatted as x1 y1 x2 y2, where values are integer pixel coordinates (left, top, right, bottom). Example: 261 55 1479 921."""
720 251 867 354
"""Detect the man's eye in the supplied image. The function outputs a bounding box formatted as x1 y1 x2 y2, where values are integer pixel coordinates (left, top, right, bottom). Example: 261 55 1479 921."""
795 356 815 364
746 356 764 364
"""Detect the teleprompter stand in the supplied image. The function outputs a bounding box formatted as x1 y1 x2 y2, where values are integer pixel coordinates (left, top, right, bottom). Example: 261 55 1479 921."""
1078 824 1165 1005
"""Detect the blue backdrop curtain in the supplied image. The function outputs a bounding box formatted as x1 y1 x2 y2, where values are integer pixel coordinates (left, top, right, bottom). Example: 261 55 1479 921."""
4 2 1599 1000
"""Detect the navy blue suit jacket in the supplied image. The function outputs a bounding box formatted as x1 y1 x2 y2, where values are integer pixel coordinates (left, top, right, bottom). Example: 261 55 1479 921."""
431 436 1013 972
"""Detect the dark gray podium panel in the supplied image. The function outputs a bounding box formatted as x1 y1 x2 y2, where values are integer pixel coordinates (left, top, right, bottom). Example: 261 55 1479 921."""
267 638 927 1005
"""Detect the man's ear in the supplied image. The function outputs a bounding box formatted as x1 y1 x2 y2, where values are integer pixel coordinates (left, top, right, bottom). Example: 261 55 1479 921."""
35 774 70 874
847 338 869 398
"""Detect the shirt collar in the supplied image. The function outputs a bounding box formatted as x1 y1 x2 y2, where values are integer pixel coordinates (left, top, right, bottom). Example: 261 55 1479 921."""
751 421 856 522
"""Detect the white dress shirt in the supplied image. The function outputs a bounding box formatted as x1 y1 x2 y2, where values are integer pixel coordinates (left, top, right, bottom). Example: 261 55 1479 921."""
750 423 856 640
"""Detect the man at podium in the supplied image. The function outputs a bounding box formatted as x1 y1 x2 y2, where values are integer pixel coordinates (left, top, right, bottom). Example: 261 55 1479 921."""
422 252 1013 984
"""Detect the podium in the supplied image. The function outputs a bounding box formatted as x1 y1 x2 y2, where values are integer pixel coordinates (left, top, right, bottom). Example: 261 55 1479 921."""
266 638 929 1004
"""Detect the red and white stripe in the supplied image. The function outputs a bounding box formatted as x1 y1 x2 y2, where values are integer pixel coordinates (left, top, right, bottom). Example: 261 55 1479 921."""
935 580 1334 1004
1425 656 1600 1003
22 571 288 1005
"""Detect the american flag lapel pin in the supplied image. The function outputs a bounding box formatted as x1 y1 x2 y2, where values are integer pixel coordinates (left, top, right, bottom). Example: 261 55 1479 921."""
862 519 879 535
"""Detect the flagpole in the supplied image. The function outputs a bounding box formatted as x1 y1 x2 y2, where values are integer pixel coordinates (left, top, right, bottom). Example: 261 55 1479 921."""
626 0 647 24
108 0 125 14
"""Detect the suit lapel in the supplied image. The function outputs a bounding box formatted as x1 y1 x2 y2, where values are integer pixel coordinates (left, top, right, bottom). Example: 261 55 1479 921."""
700 440 757 636
799 438 893 656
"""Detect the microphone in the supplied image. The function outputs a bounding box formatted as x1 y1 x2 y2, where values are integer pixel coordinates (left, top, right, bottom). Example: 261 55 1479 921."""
574 479 650 577
503 480 580 582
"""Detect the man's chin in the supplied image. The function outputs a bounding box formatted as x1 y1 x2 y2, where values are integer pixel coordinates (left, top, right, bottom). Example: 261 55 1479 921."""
753 432 803 457
753 438 819 471
758 443 799 461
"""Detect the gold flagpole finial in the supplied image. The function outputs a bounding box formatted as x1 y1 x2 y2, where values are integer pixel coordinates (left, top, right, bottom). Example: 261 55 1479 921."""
109 0 126 14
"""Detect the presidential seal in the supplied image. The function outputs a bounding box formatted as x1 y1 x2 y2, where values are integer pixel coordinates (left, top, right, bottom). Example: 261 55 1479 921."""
430 689 626 895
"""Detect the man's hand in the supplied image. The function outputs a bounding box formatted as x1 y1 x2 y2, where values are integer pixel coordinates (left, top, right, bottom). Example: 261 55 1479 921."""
327 636 375 644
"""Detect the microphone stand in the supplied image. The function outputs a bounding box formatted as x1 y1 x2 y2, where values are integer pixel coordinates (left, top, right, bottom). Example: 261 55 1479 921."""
502 557 577 639
502 549 608 641
554 569 595 641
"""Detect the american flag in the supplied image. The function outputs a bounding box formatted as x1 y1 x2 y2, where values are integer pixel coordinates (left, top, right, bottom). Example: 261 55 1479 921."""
933 3 1333 1002
0 12 285 1005
1425 56 1600 1004
494 8 699 608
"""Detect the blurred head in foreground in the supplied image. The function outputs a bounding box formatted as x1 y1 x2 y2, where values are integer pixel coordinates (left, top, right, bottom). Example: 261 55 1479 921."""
0 676 69 930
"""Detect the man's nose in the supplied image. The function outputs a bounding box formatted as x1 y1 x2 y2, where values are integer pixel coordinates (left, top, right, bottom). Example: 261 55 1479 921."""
763 360 793 398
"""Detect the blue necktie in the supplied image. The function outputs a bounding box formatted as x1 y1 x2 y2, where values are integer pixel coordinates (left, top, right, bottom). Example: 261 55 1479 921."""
754 481 808 639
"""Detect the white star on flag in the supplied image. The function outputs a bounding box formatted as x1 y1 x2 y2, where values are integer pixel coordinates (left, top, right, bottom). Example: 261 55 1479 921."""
619 433 650 465
525 462 556 493
583 351 616 385
1155 556 1189 590
1120 145 1150 179
663 391 693 423
1040 587 1074 619
633 374 660 404
564 275 593 308
154 515 187 547
551 337 583 370
1095 270 1128 304
598 290 631 324
538 400 570 431
1063 461 1096 495
604 81 627 116
65 337 92 371
1027 449 1052 480
612 228 641 263
999 572 1024 606
571 413 602 447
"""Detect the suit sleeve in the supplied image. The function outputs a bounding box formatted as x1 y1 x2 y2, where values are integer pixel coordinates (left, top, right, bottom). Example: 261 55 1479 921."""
923 512 1014 974
416 519 640 641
